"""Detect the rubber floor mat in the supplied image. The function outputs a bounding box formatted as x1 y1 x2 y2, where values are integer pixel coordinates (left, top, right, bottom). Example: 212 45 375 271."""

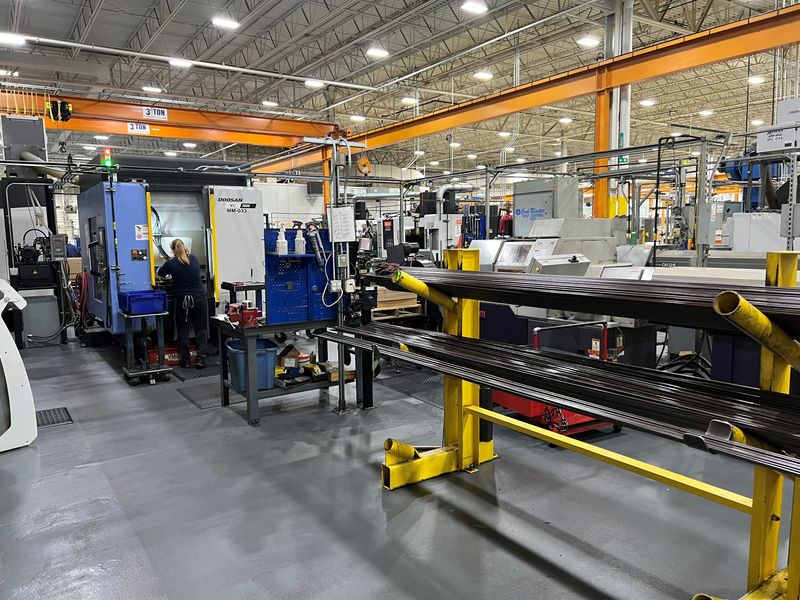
378 368 443 408
178 382 244 410
36 407 73 428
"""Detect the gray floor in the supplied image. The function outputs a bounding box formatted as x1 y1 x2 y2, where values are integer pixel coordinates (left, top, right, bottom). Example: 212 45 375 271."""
0 341 791 600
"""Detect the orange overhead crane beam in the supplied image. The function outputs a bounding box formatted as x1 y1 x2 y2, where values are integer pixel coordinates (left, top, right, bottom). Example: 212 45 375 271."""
254 4 800 174
0 93 335 147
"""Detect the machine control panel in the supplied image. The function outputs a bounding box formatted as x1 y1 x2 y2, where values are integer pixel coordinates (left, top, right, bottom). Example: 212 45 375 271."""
130 249 148 261
50 234 68 260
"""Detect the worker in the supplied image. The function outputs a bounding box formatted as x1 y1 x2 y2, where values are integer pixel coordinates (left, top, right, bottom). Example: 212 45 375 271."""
157 239 207 369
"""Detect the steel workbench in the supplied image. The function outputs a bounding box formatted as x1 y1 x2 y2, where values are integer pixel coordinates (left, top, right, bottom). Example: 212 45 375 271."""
210 316 336 425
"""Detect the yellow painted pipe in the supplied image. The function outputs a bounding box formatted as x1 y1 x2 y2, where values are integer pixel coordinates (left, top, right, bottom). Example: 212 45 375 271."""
714 291 800 374
384 438 419 461
392 270 457 312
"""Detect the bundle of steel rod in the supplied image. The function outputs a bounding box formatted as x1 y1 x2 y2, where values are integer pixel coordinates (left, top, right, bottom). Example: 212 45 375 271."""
316 323 800 477
366 269 800 333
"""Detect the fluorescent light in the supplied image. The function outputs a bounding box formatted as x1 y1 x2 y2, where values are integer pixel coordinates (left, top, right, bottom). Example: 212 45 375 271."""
414 150 425 156
748 75 765 85
461 0 488 14
476 164 486 169
164 151 177 157
142 85 162 93
515 157 525 163
443 170 452 175
639 98 656 107
751 119 765 126
0 33 26 46
350 115 366 122
212 16 239 29
449 141 461 148
497 131 511 138
505 146 515 153
671 131 682 137
698 109 714 117
400 97 418 105
429 161 440 166
0 69 18 77
182 142 197 148
576 35 601 48
93 135 109 141
365 46 389 59
638 158 648 164
559 116 573 124
473 70 493 81
466 154 477 159
554 151 562 157
304 79 325 89
261 100 278 107
169 58 193 68
82 145 97 151
691 151 701 157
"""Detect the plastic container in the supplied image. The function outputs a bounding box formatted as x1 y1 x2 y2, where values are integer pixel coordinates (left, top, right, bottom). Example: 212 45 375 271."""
294 231 306 254
226 338 278 392
119 290 168 315
276 225 288 255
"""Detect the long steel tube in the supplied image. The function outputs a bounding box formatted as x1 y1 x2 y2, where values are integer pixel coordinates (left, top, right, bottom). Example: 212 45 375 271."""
367 269 800 334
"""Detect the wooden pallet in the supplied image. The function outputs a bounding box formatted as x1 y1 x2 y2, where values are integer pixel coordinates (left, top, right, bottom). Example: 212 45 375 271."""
372 302 421 321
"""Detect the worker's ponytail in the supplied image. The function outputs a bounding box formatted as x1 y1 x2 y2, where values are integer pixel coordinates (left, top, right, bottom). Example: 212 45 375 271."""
171 238 190 266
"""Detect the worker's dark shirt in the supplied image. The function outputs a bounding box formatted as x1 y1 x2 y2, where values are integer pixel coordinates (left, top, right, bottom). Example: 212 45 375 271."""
157 255 204 296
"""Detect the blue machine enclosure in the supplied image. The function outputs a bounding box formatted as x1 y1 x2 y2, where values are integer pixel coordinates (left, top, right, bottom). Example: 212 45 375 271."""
264 228 340 325
78 181 154 334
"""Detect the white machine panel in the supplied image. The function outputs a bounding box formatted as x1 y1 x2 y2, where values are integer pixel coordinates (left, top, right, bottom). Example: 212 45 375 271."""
256 182 323 225
209 186 265 296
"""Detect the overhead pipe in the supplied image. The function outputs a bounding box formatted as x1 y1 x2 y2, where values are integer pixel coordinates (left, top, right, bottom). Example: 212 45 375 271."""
714 290 800 373
19 151 70 181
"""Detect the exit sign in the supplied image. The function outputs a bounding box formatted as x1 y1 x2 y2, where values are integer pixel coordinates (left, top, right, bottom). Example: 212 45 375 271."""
142 106 168 121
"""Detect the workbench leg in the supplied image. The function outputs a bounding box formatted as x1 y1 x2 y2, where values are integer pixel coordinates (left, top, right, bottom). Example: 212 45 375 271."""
245 335 259 425
156 316 165 367
219 329 229 407
125 318 135 370
356 347 374 410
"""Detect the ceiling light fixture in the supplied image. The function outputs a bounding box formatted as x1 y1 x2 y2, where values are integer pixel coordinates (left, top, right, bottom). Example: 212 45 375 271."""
559 116 573 124
0 33 26 46
261 100 278 107
304 79 325 89
461 0 488 14
751 119 765 126
429 160 440 166
82 145 97 151
466 154 477 159
698 109 714 117
93 135 109 140
515 157 525 163
576 35 601 48
414 150 425 156
554 151 562 157
350 115 366 122
476 164 486 169
691 151 701 157
0 69 19 77
212 16 239 29
168 58 193 68
639 98 656 107
505 146 515 153
449 141 461 148
182 142 197 149
497 131 511 138
638 158 648 163
365 46 389 59
671 131 682 137
443 170 452 175
748 75 766 85
400 96 418 105
142 85 162 93
164 151 177 157
473 70 493 81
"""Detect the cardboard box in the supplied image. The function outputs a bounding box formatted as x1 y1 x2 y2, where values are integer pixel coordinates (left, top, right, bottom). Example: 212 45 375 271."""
66 257 83 279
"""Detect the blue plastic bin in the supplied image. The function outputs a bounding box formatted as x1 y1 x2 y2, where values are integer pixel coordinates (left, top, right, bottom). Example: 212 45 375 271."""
119 290 168 315
226 338 278 392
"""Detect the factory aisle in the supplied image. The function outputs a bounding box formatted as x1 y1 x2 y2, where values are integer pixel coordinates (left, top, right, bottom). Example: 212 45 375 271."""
0 341 778 600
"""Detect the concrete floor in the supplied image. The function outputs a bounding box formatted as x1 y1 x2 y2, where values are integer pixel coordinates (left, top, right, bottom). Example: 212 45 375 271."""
0 340 792 599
